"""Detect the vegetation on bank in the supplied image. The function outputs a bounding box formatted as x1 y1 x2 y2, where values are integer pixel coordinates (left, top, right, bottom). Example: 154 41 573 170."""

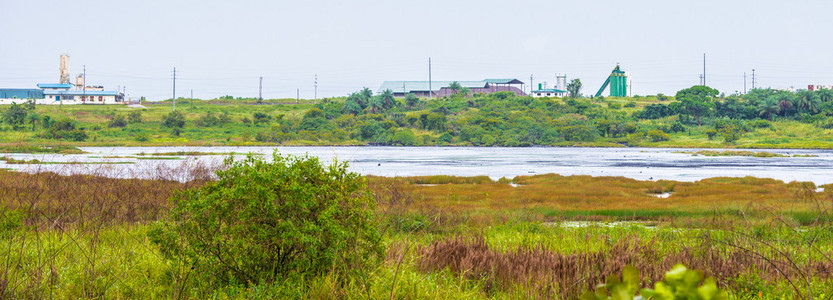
1 158 831 298
2 85 833 149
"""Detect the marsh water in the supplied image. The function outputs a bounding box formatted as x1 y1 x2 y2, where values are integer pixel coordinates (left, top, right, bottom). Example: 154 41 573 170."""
2 146 832 185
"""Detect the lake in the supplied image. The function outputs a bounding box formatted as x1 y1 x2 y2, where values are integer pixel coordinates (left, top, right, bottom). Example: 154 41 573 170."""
2 146 832 185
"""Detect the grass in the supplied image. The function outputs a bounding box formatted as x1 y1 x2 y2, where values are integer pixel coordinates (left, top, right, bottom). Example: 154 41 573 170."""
2 167 832 298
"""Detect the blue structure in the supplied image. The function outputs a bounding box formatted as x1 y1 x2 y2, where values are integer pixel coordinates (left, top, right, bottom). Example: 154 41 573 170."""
0 89 44 99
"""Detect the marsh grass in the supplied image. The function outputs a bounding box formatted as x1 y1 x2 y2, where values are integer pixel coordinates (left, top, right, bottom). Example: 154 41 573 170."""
1 166 832 298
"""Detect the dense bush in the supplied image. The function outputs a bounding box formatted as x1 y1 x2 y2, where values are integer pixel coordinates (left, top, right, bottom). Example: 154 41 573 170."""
149 153 383 285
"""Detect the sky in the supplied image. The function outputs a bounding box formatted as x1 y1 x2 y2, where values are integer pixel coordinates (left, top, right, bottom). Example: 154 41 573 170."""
2 0 833 100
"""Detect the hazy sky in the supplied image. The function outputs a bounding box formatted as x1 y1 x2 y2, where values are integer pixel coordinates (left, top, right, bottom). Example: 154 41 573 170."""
2 0 832 100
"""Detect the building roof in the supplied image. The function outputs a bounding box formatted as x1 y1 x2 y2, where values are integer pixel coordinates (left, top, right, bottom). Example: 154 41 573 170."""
532 89 567 93
37 83 73 89
379 81 489 93
43 90 119 96
484 79 524 84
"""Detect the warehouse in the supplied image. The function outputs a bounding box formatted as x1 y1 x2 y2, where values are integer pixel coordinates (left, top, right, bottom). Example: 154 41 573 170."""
378 79 526 98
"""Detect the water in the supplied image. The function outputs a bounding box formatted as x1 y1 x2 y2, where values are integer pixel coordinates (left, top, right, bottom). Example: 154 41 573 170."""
2 146 832 184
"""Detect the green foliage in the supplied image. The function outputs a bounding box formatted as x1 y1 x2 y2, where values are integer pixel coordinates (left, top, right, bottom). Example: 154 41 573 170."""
149 153 383 285
41 119 88 141
252 112 272 124
647 130 670 142
641 265 729 300
705 129 717 140
194 111 231 127
567 78 583 98
162 111 185 129
127 110 143 123
108 115 127 128
676 85 719 126
582 265 728 300
2 103 27 130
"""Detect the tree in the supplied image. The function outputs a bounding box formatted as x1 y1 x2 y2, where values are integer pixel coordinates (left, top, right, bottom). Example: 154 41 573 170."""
2 103 27 130
26 112 40 131
405 93 419 108
108 115 127 128
566 79 582 98
162 111 185 135
128 110 143 123
448 81 462 94
795 90 820 114
675 85 719 126
149 153 383 284
758 97 780 121
380 89 395 110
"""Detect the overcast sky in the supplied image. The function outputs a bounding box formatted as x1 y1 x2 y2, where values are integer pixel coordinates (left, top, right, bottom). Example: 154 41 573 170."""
2 0 832 100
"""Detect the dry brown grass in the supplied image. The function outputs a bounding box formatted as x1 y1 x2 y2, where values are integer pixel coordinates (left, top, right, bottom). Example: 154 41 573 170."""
0 170 202 228
416 234 833 299
366 174 819 224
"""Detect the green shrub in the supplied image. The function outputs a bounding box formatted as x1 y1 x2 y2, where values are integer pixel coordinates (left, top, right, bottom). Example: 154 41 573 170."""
108 115 127 128
705 129 717 140
647 130 670 142
581 265 727 300
149 153 383 285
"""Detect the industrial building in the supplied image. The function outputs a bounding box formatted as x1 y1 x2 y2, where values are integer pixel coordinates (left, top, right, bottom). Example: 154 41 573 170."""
378 79 526 98
0 54 124 105
531 74 567 98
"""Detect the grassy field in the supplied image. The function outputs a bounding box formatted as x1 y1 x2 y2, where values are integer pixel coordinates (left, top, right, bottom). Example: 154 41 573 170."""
1 166 831 299
2 94 833 149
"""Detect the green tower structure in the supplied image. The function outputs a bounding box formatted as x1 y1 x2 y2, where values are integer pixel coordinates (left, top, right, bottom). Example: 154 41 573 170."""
595 65 628 97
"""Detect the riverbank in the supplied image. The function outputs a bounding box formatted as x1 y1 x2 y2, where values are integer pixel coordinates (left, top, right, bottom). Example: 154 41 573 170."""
3 92 832 150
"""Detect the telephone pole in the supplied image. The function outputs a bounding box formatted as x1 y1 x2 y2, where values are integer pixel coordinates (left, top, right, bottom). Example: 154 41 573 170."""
702 53 706 86
190 89 193 105
530 74 534 94
296 88 299 104
314 74 318 100
172 67 176 111
751 69 756 89
428 57 432 99
258 76 263 102
82 65 86 104
743 72 747 94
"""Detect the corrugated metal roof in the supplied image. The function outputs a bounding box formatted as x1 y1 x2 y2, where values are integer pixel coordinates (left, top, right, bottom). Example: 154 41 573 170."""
43 90 119 96
484 79 524 84
379 81 489 93
0 89 45 99
37 83 73 89
532 89 567 93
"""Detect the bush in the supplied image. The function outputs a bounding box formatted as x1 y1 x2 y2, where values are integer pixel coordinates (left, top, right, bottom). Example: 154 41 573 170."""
108 115 127 128
127 110 143 123
149 153 383 284
705 129 718 140
647 130 670 142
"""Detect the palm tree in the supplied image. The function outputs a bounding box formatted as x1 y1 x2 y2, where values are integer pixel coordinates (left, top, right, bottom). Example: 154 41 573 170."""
380 89 395 110
758 97 780 121
26 113 40 131
448 81 462 94
795 90 820 114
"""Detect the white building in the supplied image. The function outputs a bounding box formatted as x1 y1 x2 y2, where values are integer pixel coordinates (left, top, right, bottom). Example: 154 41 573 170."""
0 83 123 105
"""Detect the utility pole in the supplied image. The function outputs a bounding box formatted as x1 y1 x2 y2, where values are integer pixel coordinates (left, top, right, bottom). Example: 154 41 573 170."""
743 72 747 94
82 65 86 104
314 74 318 100
403 82 406 97
752 69 756 89
258 76 263 102
428 57 432 99
699 74 704 86
296 88 299 104
172 67 176 111
703 53 706 86
190 89 193 105
530 74 534 94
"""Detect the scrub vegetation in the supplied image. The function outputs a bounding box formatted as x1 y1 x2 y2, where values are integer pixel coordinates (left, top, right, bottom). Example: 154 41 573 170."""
1 158 831 299
2 85 833 149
